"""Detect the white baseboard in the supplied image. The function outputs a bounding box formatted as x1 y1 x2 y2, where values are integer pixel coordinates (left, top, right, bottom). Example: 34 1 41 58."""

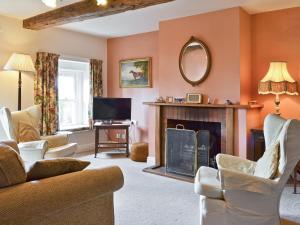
147 156 156 166
76 143 94 153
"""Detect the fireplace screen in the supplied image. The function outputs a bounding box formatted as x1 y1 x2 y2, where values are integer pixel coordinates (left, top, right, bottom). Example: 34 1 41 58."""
166 126 210 177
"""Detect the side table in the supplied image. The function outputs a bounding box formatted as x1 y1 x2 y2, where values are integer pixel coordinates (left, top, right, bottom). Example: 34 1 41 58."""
94 122 130 158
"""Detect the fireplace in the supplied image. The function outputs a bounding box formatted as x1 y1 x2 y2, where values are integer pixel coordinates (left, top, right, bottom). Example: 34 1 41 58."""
143 102 263 182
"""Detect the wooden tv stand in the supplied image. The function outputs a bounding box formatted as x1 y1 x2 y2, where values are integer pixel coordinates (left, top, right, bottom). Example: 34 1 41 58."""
94 122 130 158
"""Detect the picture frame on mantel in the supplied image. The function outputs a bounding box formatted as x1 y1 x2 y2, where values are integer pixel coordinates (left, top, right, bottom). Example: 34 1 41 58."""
119 57 152 88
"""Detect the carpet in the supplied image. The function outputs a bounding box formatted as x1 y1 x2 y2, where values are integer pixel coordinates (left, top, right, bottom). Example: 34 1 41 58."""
77 153 300 225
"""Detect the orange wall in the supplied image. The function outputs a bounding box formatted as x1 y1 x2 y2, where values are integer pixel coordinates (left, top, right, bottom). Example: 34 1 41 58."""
158 7 241 103
107 32 159 143
252 7 300 122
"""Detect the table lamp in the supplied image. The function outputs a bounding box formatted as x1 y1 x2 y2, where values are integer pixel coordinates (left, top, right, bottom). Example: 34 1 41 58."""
4 53 36 111
258 62 298 115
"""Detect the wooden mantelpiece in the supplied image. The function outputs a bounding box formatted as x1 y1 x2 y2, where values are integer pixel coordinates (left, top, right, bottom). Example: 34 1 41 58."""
143 102 263 109
143 102 263 178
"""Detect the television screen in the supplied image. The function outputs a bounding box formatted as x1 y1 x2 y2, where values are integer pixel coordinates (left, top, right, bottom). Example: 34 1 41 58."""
93 98 131 121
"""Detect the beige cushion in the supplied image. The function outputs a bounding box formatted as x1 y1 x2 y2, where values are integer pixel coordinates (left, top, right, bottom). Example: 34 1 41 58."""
11 105 41 141
254 142 279 179
26 158 90 181
0 143 26 188
18 121 40 143
194 166 223 199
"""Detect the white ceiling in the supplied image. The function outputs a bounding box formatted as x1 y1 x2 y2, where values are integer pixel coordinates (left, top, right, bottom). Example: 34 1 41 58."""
0 0 300 38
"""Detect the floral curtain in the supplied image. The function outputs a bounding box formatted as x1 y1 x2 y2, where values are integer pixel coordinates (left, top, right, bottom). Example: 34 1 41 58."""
34 52 60 135
89 59 103 128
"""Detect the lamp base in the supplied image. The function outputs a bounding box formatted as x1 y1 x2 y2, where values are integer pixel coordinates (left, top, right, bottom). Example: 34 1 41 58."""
275 94 280 115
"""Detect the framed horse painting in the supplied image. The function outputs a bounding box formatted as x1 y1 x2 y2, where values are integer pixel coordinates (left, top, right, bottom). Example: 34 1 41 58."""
119 57 152 88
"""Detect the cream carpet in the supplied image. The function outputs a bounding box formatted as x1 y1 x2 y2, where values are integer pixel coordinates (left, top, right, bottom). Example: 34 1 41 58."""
77 153 300 225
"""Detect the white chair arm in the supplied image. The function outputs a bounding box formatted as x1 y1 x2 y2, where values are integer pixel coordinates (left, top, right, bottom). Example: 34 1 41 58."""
18 140 48 150
219 168 277 195
18 140 48 162
41 134 69 148
216 154 256 174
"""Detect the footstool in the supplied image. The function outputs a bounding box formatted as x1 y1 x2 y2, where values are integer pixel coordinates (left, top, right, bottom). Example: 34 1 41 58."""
130 142 148 162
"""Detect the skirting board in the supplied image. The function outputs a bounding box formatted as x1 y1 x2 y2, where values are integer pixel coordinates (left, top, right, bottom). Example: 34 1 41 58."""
76 143 94 153
147 156 155 167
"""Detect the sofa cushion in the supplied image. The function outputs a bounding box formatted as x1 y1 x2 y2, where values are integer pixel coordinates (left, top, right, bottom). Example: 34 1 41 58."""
194 166 223 199
18 121 40 143
26 158 90 181
0 143 26 188
254 142 279 179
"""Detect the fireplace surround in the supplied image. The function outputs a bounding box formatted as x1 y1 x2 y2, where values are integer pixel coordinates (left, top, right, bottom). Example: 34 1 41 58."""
143 102 263 182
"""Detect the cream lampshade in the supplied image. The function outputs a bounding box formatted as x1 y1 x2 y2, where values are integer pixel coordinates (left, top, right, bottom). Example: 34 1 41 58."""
258 62 298 115
4 53 36 111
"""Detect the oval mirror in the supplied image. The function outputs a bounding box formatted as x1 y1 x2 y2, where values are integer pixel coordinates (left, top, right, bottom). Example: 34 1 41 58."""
179 36 211 86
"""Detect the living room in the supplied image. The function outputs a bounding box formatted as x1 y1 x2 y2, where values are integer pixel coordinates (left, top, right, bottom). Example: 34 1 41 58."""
0 0 300 225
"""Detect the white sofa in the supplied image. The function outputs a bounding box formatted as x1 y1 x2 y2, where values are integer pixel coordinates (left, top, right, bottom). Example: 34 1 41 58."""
0 105 77 161
194 114 300 225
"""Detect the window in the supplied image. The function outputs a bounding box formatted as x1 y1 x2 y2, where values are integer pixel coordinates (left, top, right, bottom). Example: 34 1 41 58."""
58 59 90 130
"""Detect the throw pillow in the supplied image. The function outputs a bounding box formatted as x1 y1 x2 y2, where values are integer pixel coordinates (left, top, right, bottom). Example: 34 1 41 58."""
0 143 27 188
254 142 279 179
18 121 40 143
26 158 90 181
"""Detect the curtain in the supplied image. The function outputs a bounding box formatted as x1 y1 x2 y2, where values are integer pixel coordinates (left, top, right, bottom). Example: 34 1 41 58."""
34 52 60 135
89 59 103 128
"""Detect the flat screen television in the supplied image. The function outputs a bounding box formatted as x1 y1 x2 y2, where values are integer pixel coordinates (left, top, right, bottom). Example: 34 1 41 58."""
93 97 131 122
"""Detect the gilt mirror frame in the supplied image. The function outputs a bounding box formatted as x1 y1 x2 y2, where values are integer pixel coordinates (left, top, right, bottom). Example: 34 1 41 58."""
179 36 211 86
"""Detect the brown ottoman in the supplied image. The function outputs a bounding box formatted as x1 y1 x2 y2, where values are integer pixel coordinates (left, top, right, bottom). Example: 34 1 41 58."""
130 142 148 162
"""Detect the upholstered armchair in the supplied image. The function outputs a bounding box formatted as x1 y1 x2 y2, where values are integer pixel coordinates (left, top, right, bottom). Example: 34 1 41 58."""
194 114 300 225
0 105 77 161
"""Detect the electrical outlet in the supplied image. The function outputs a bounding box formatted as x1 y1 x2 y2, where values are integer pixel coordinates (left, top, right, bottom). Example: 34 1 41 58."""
131 120 137 126
116 133 121 139
121 134 126 139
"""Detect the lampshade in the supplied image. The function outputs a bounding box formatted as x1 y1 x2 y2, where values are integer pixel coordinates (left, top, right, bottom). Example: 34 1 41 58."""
4 53 35 73
258 62 298 95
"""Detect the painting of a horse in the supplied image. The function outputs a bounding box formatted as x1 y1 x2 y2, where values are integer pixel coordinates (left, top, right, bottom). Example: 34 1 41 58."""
120 58 152 88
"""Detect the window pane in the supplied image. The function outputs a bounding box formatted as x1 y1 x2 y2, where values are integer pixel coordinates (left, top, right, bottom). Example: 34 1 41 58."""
58 75 75 100
58 59 90 130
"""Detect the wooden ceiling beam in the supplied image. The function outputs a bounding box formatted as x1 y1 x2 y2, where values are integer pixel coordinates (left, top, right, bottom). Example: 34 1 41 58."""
23 0 175 30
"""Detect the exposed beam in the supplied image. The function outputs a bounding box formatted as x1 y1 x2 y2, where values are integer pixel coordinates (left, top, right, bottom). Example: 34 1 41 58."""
23 0 175 30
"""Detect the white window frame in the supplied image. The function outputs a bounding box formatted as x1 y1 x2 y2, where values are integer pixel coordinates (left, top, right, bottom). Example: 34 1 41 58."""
58 58 90 131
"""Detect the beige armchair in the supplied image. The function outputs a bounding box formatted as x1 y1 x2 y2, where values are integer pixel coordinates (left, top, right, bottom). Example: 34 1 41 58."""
0 105 77 161
194 114 300 225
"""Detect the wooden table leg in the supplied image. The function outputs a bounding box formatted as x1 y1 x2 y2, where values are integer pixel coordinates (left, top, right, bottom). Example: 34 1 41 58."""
95 127 99 158
126 127 129 157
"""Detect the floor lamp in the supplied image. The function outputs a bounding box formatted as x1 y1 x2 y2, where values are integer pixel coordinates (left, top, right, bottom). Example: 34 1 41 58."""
4 53 36 111
258 61 298 115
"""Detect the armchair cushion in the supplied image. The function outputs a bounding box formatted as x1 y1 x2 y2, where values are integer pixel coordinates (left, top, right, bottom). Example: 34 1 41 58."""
18 121 40 143
26 158 90 181
11 105 41 142
254 142 279 179
0 143 26 188
194 166 223 199
216 154 256 174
